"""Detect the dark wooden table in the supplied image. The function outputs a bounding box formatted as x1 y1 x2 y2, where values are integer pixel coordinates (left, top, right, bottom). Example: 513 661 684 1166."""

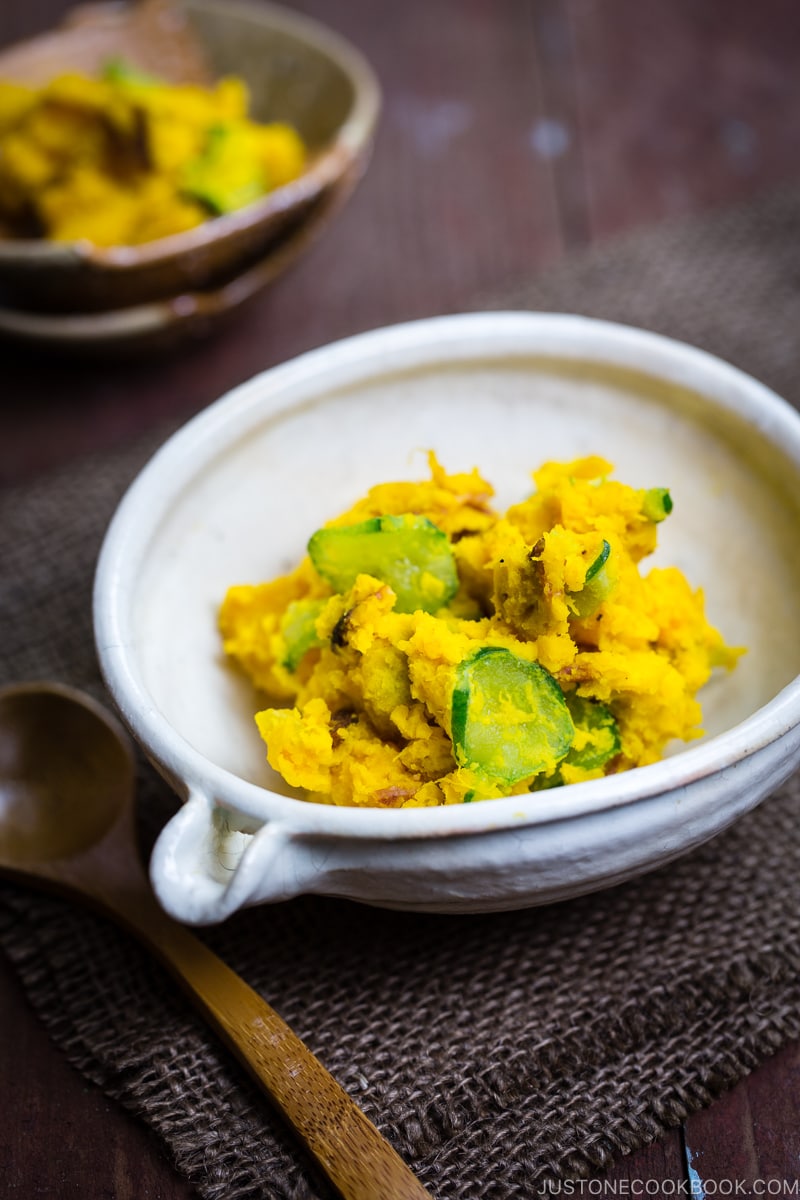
2 0 799 1194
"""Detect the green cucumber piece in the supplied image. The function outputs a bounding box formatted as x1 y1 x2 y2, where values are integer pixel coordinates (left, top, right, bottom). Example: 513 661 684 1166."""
642 487 673 522
451 647 573 784
182 168 263 215
280 598 324 671
307 514 458 614
564 693 620 770
182 125 264 215
529 695 620 790
570 539 614 618
102 58 159 86
584 540 611 584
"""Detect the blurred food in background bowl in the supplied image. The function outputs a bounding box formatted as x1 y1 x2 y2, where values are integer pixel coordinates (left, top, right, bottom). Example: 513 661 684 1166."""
0 57 310 248
0 0 380 322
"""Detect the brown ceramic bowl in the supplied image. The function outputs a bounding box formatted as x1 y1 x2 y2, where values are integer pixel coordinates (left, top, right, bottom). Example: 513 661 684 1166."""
0 0 380 313
0 176 345 353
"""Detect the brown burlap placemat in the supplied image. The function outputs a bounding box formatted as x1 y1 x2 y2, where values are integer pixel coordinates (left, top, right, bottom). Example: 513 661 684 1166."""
2 184 800 1198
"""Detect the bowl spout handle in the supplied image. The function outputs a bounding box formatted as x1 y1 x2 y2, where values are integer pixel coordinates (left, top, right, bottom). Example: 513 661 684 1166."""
149 788 305 924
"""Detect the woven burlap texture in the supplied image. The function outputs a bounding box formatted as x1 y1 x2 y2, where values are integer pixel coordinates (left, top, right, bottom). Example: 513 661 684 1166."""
2 184 800 1200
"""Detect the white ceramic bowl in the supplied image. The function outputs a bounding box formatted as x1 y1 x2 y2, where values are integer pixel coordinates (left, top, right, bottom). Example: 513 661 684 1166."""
93 313 800 924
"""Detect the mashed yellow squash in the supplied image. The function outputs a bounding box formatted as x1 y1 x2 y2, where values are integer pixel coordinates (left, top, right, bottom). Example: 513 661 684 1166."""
0 64 306 246
220 455 742 807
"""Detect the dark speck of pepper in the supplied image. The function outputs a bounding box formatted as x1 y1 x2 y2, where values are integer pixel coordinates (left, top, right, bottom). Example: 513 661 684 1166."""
331 708 358 737
331 611 352 649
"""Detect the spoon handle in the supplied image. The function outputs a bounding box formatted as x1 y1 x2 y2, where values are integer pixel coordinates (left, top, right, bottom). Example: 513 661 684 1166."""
126 900 432 1200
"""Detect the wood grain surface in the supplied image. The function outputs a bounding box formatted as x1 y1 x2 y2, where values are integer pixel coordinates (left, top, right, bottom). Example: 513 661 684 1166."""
2 0 799 1195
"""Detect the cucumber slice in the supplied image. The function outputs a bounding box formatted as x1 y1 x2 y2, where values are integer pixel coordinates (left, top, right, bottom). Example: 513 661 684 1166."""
570 539 614 617
182 126 265 214
529 694 620 790
280 598 325 671
102 58 159 86
308 514 458 614
585 539 610 583
642 487 673 522
451 647 573 784
564 693 620 770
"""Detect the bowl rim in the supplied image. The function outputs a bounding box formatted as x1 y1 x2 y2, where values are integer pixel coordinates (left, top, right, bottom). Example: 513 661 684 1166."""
0 165 349 345
93 311 800 840
0 0 381 271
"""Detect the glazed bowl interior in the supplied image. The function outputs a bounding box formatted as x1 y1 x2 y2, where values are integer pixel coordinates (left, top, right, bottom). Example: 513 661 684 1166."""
188 0 355 146
95 313 800 833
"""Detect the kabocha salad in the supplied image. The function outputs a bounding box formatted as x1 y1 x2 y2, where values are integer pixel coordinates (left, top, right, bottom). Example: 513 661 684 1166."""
0 63 306 246
220 455 742 807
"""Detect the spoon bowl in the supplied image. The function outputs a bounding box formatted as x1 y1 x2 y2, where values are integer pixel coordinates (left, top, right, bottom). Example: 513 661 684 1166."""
0 681 430 1200
0 683 132 866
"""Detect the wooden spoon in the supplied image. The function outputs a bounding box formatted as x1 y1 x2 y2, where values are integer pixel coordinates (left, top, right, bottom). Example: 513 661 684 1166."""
0 681 431 1200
